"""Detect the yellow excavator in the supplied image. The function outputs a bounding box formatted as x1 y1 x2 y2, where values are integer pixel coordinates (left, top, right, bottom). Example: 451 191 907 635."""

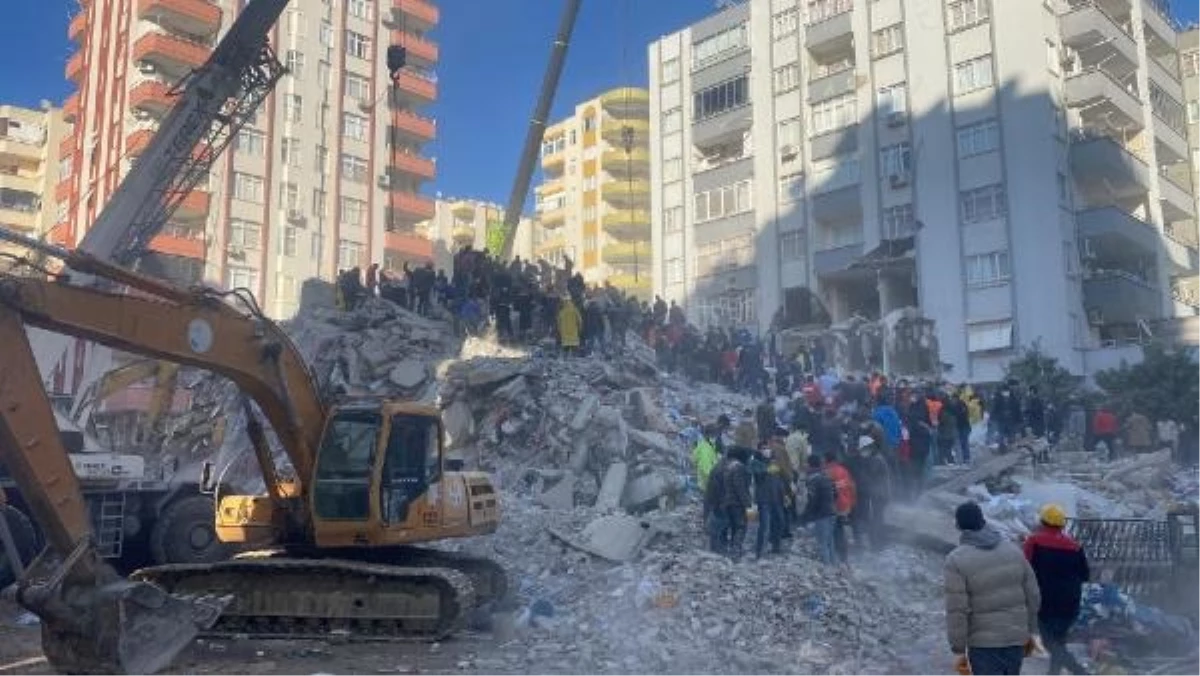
0 246 504 674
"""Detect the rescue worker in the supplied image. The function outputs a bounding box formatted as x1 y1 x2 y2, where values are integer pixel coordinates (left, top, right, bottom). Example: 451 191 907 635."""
1023 504 1090 675
556 296 582 356
720 445 753 562
849 435 892 550
692 425 719 493
945 502 1041 676
824 450 856 565
704 449 731 554
799 454 838 565
750 448 786 559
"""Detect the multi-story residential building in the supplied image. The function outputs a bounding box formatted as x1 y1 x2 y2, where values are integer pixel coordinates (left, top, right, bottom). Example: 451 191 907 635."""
534 87 652 299
1175 28 1199 310
648 0 1199 381
0 103 66 258
418 197 534 271
57 0 439 319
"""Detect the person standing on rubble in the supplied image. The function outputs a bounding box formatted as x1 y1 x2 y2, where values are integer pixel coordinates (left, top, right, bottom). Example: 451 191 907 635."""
1091 404 1119 460
848 435 891 551
1023 504 1090 676
704 442 730 554
1025 386 1046 439
945 501 1041 676
799 454 838 565
824 450 856 565
755 397 776 446
720 441 753 562
692 425 719 493
1124 410 1152 455
556 296 582 357
749 447 786 559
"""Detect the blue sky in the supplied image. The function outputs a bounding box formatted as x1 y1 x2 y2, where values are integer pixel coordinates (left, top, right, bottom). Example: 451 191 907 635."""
3 0 1197 205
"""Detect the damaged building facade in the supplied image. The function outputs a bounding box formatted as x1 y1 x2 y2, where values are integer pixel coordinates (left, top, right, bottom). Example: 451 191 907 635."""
647 0 1199 382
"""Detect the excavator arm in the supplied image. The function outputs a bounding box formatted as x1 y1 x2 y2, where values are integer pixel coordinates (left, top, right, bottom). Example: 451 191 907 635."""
69 358 181 430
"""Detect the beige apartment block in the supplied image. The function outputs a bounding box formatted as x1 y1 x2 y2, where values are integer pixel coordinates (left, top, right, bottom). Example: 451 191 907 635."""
533 87 652 300
0 103 66 257
1178 29 1200 311
59 0 439 319
418 197 534 272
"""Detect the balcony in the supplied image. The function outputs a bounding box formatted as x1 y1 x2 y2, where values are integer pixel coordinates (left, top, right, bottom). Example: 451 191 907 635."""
1076 207 1159 258
1152 115 1189 165
541 151 565 173
600 118 649 146
539 206 566 229
1083 270 1162 324
130 80 175 118
65 52 84 83
0 205 37 232
0 137 40 163
62 93 80 123
600 147 649 175
392 0 438 31
1163 232 1199 276
148 224 204 260
692 105 753 148
136 0 222 38
390 110 436 141
452 225 475 243
1158 172 1196 223
392 70 437 103
805 2 853 57
813 242 863 276
389 152 436 180
384 229 434 260
1059 2 1138 74
599 87 650 116
1064 69 1143 133
601 179 650 205
68 11 87 42
174 189 211 221
606 274 651 296
536 178 564 196
1140 0 1177 55
535 235 567 256
133 31 211 78
602 209 651 239
1069 133 1149 200
602 242 651 265
392 31 438 68
1147 56 1183 102
388 191 435 221
0 171 39 195
807 67 856 104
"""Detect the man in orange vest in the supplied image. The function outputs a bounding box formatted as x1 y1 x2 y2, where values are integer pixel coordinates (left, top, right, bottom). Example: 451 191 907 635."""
824 450 857 565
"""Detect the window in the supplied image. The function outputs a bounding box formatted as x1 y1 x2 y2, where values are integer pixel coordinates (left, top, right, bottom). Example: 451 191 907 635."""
319 20 333 46
1057 171 1068 204
664 206 684 233
956 119 999 158
312 188 327 217
663 157 683 182
229 219 261 249
337 239 365 268
774 64 800 93
348 0 372 20
582 205 597 221
345 31 370 59
583 234 597 252
285 50 305 79
341 153 368 182
871 24 904 58
279 182 299 210
318 61 332 89
807 0 852 23
235 128 266 156
960 184 1006 223
276 273 297 303
882 203 915 239
311 231 324 261
967 320 1012 353
1188 100 1199 124
1184 50 1199 77
342 112 369 141
345 73 371 102
773 8 799 38
284 94 303 123
779 172 805 202
953 55 994 95
665 257 684 285
287 9 306 37
340 196 367 228
661 57 680 83
695 233 754 276
281 137 301 167
225 265 259 291
809 92 857 135
315 144 329 172
693 179 753 223
583 116 596 132
946 0 991 32
693 75 749 121
965 251 1010 286
780 230 805 261
880 142 912 177
233 172 264 203
1046 40 1060 75
876 83 907 117
1063 240 1078 276
662 108 682 134
582 174 597 191
280 226 298 256
691 24 749 70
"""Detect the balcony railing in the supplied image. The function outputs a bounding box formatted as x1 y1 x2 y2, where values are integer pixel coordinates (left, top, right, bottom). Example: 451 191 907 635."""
806 0 852 25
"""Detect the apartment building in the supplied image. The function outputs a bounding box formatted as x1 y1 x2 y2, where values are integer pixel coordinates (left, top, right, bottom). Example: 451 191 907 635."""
418 197 534 272
58 0 439 319
1176 28 1199 309
0 103 66 258
648 0 1198 381
534 87 652 300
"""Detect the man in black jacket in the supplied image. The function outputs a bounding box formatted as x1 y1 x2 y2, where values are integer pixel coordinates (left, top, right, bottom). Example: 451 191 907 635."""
1023 504 1090 675
721 447 753 562
799 455 838 565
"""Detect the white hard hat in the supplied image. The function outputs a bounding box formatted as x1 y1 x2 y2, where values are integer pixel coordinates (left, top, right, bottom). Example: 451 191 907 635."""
857 435 874 450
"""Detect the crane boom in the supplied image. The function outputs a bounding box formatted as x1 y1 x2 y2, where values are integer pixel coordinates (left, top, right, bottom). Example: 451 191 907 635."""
499 0 582 259
76 0 288 268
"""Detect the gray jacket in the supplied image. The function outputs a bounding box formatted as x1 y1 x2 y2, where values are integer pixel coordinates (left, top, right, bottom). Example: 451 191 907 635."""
944 524 1041 652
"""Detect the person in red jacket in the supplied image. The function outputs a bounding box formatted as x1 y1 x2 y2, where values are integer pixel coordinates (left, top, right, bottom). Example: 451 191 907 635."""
1092 406 1119 461
1024 504 1090 675
824 450 857 565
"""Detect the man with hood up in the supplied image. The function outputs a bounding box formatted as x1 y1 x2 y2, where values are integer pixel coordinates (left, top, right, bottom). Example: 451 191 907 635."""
945 501 1041 676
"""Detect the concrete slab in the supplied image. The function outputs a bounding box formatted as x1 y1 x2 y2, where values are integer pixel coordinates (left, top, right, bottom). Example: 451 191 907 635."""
569 394 599 432
549 514 657 563
596 462 629 511
536 476 576 510
622 471 674 510
388 359 427 389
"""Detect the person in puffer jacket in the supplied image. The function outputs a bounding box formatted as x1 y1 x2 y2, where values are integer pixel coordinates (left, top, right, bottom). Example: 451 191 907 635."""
945 502 1041 676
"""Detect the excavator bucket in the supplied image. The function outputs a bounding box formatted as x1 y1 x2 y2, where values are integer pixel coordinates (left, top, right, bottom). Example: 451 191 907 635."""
14 543 228 674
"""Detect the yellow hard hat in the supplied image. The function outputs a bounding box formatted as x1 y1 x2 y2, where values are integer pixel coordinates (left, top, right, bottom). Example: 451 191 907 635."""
1039 503 1067 528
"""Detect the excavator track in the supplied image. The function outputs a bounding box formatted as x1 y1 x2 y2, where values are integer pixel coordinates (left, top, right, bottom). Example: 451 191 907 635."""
133 556 476 641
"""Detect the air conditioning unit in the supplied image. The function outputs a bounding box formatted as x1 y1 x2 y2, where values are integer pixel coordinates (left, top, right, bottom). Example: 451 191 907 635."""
377 174 391 189
780 144 798 160
886 111 907 127
137 62 156 74
287 209 306 224
889 172 911 188
228 247 246 262
357 98 373 113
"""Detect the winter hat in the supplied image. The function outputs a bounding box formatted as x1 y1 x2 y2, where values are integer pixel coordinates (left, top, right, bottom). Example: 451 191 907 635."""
955 502 986 532
857 435 874 450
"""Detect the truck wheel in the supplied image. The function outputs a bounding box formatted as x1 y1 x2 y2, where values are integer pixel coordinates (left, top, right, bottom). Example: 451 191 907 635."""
149 495 227 565
0 505 39 588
